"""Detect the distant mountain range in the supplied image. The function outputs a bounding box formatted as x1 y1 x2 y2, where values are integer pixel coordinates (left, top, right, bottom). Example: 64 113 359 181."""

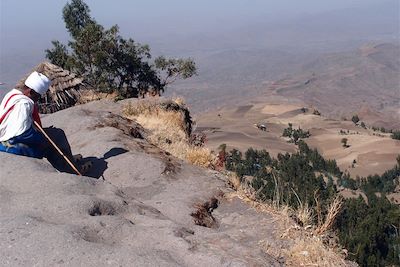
170 42 399 129
270 43 400 129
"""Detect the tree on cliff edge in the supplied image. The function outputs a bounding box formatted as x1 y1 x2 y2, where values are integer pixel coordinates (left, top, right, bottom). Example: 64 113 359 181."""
46 0 196 98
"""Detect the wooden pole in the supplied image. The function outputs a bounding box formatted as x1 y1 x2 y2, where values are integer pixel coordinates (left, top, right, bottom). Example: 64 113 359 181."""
34 121 82 176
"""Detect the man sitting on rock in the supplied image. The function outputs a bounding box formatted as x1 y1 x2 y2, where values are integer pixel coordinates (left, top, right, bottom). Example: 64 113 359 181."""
0 71 91 174
0 71 51 158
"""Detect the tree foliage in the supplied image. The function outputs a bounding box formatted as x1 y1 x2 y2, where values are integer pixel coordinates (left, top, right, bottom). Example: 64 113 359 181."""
224 141 400 266
225 142 338 213
341 138 348 148
155 56 197 86
351 114 360 124
391 131 400 140
282 123 311 144
46 41 72 69
360 162 400 194
336 195 400 266
45 0 196 98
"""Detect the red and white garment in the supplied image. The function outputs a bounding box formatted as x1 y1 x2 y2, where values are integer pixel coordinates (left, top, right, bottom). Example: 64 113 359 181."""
0 89 41 142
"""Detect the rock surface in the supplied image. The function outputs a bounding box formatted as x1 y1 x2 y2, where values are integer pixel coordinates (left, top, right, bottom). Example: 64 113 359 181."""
0 100 284 266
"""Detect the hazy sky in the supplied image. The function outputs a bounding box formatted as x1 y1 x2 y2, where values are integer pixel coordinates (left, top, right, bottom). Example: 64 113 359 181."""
1 0 396 44
0 0 398 86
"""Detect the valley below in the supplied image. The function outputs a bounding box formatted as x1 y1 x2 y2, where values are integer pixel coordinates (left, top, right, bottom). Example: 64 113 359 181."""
196 98 399 178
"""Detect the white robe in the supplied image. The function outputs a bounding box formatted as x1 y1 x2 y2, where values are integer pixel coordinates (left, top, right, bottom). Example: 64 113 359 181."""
0 89 34 142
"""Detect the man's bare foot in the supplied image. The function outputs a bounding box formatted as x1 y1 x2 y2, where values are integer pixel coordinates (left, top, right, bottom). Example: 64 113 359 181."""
72 154 83 163
79 161 92 175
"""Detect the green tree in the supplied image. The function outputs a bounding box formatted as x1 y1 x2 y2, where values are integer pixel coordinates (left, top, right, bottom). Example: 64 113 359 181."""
351 114 360 124
341 138 348 148
282 123 310 144
62 0 94 38
45 0 196 98
223 142 399 266
155 56 197 88
336 196 400 266
391 131 400 140
45 41 72 69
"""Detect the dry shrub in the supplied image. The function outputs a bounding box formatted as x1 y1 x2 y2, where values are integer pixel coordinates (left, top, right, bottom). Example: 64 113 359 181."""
122 99 160 117
286 237 350 267
223 172 352 266
173 96 186 106
186 147 213 168
295 203 313 227
78 89 118 104
226 173 241 191
315 196 343 235
224 174 291 218
122 99 213 167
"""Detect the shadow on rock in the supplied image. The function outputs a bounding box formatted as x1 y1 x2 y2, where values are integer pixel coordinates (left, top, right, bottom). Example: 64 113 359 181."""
44 127 128 178
82 147 128 179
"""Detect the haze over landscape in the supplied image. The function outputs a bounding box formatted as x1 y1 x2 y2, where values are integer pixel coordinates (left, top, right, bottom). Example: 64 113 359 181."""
1 1 400 266
1 1 399 117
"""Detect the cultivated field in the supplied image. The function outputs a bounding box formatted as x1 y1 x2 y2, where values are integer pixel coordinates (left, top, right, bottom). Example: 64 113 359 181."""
196 97 399 177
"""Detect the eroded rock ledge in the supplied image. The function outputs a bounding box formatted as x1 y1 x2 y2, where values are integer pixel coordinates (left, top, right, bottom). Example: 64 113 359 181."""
0 99 350 266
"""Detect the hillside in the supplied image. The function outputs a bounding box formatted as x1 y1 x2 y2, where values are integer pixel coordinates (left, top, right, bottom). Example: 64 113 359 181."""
196 99 399 178
196 100 400 265
264 43 400 129
167 48 310 112
0 99 356 266
169 43 400 131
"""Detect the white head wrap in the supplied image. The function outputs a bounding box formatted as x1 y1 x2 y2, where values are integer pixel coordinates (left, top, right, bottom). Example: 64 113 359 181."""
24 71 51 95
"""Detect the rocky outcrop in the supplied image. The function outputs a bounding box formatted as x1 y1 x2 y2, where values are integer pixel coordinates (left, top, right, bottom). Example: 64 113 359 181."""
0 100 287 266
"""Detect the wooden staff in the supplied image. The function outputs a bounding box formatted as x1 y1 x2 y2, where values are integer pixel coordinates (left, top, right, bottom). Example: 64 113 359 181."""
34 121 82 176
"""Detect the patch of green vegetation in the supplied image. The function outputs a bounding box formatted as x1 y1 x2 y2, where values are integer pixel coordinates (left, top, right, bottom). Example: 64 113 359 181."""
351 115 360 124
336 194 400 266
391 131 400 140
224 142 400 266
282 123 311 144
46 0 196 98
359 156 400 194
226 141 339 217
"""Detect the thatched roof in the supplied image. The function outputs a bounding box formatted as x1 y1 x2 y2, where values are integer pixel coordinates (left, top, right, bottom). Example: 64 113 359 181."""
17 62 84 114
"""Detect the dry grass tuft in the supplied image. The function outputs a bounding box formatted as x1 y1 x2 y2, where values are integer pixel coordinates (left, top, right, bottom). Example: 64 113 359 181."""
315 195 343 235
122 99 213 168
286 237 350 266
173 96 186 106
223 172 352 266
186 147 214 168
224 173 291 219
226 173 242 191
122 99 160 117
259 236 350 266
78 89 118 104
295 203 313 227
